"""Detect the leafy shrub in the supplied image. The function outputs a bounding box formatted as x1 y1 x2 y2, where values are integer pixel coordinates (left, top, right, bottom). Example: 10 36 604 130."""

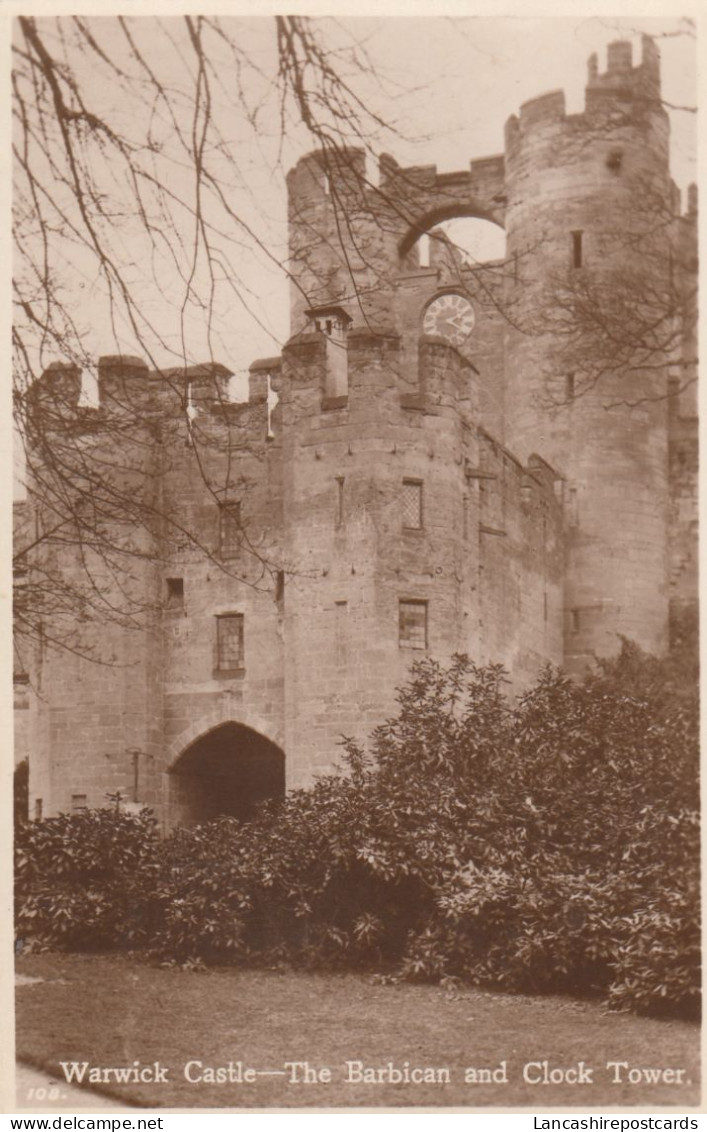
608 897 700 1018
389 651 699 1017
15 807 159 949
15 640 699 1017
604 807 700 1018
148 774 428 966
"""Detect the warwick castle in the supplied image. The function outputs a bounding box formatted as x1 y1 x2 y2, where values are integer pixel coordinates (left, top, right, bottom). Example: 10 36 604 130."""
14 37 698 829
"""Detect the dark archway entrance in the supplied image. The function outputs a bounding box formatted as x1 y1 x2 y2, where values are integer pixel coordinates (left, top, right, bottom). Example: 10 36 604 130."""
169 722 285 826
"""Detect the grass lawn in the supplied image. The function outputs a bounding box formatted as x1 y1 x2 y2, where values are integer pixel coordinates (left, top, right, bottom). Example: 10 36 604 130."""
16 952 700 1110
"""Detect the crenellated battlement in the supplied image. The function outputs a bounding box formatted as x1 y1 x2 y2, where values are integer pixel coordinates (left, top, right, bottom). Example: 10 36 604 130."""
248 356 281 403
288 145 506 229
156 362 233 410
28 355 263 428
28 361 82 414
97 354 151 414
586 34 661 101
518 89 566 128
287 146 369 215
505 36 666 156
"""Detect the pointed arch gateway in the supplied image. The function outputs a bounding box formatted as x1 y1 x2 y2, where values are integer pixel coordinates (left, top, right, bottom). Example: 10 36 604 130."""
168 721 285 827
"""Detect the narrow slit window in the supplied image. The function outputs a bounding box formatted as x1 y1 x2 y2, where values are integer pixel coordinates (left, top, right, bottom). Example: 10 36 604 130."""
335 601 348 648
34 798 43 821
569 487 579 527
275 570 285 604
399 599 428 649
402 479 423 530
566 373 575 401
219 501 241 558
335 476 345 526
216 613 244 671
572 231 583 269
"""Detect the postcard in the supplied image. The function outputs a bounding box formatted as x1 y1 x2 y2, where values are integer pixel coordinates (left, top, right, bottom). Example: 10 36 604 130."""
8 4 700 1117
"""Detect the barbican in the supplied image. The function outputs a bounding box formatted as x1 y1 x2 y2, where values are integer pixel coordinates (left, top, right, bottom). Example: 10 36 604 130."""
14 35 697 830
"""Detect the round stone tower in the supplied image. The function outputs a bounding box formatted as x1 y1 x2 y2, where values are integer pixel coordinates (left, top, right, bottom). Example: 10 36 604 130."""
503 35 675 669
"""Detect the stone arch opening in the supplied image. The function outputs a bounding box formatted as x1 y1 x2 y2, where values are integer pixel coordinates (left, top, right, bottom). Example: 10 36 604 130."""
402 215 507 272
168 722 285 827
399 205 505 263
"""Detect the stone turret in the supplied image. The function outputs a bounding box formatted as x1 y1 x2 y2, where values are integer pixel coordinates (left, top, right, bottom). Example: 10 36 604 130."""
503 37 675 669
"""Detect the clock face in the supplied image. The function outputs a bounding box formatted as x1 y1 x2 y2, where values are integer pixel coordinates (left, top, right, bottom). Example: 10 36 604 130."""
423 293 475 346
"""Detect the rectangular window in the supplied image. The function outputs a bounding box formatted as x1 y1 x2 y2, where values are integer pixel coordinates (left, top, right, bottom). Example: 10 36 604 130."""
14 671 29 711
34 798 43 821
166 577 184 610
71 794 88 812
571 230 583 269
399 599 428 649
219 502 241 558
324 334 348 401
402 479 423 530
566 373 575 401
216 613 244 671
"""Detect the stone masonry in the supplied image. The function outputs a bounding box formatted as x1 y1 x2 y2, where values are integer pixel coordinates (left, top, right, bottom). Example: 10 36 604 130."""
15 37 697 829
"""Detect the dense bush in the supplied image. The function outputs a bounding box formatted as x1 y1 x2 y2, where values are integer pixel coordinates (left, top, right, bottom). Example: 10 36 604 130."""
149 770 427 966
392 651 699 1017
15 641 699 1017
15 807 160 949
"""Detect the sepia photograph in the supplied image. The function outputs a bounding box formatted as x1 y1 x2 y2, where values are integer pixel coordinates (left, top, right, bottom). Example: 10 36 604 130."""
11 7 699 1114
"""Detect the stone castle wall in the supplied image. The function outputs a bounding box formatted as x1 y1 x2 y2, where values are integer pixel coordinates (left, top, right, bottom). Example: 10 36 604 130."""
15 35 697 827
17 327 563 826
